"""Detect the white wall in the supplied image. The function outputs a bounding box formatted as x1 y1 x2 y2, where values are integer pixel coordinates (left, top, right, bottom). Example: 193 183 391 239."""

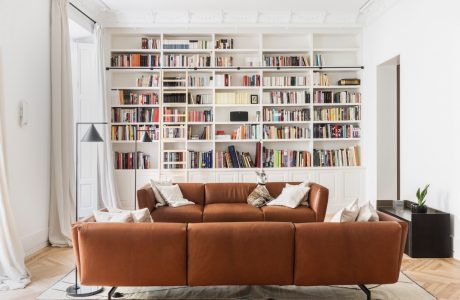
362 0 460 258
0 0 51 255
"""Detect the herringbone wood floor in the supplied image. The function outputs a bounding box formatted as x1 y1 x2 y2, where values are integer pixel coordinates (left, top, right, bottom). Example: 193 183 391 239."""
1 247 460 300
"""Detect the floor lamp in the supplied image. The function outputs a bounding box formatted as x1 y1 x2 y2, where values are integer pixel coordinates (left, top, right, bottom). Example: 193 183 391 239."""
134 128 154 209
66 122 106 297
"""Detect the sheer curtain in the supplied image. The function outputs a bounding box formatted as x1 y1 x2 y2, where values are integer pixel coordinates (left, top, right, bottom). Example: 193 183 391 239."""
0 50 31 290
94 24 121 209
49 0 75 246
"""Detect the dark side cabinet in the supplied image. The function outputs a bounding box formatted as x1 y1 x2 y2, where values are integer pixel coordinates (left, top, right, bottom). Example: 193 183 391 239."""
377 200 452 258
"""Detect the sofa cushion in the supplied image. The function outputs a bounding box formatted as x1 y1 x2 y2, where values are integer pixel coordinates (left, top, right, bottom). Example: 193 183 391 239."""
265 182 301 198
177 183 205 205
262 206 316 223
151 205 203 223
205 183 256 204
203 203 263 222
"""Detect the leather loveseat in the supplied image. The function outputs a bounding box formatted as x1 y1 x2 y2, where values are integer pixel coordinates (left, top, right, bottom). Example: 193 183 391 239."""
137 182 329 223
71 212 407 300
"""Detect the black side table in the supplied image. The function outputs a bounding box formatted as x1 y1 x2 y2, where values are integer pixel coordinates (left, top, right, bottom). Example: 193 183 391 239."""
377 200 452 258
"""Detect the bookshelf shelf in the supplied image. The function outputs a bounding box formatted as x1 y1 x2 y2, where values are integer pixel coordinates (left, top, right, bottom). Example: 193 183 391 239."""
107 30 363 188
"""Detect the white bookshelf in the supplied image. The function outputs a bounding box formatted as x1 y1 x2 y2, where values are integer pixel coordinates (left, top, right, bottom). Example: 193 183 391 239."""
106 31 364 209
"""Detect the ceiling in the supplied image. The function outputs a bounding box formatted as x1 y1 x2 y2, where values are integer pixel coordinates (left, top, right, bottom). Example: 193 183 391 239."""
72 0 396 27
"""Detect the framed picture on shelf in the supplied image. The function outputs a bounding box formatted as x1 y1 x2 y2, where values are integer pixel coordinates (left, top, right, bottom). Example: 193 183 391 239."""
250 94 258 104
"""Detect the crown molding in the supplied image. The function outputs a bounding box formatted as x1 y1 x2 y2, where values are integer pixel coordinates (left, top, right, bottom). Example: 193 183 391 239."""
358 0 400 25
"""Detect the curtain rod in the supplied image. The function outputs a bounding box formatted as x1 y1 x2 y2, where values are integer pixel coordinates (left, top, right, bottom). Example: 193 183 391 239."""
69 2 97 25
105 66 364 71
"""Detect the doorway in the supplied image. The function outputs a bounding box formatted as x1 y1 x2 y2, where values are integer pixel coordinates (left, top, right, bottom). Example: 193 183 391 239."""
377 56 400 200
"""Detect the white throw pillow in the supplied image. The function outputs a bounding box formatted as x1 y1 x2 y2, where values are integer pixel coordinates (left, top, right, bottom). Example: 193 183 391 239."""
267 185 309 208
108 207 153 223
286 181 310 206
156 184 195 208
150 179 172 207
330 199 360 222
356 202 379 222
93 211 133 223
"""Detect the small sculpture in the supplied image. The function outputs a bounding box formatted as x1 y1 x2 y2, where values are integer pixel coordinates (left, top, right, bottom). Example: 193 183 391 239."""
255 170 267 185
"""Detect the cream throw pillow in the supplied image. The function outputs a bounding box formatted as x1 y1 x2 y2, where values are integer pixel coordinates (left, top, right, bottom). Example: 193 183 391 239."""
108 207 153 223
266 185 309 208
247 185 273 208
150 179 172 207
330 199 360 222
286 182 310 206
93 211 133 223
156 184 195 208
356 202 379 222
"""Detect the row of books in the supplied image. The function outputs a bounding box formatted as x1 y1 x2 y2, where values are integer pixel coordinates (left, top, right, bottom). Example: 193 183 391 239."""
263 56 309 67
313 124 361 139
189 94 212 105
313 146 360 167
263 108 310 122
114 151 151 169
163 151 185 162
313 91 361 104
111 54 161 67
164 94 186 103
163 108 186 122
136 75 160 87
313 73 329 86
111 125 160 141
242 75 260 86
215 145 256 168
163 55 211 67
215 74 231 87
118 91 159 105
215 56 233 67
163 76 185 87
188 110 213 122
111 108 160 123
263 91 310 105
189 150 213 169
262 148 312 168
231 124 260 140
188 126 212 140
141 37 160 49
215 92 251 104
188 75 212 87
314 54 325 67
215 38 234 49
163 39 211 49
314 107 361 121
163 126 186 139
263 125 309 140
263 76 309 87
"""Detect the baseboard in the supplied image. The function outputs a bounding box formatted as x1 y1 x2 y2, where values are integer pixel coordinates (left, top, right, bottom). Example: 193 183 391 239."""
21 228 49 256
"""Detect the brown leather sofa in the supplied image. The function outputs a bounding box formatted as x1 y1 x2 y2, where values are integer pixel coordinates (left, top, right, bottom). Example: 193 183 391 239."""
71 212 407 300
137 182 329 223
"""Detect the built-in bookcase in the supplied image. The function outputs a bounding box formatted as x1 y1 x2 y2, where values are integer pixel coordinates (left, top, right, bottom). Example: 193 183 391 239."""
106 31 364 209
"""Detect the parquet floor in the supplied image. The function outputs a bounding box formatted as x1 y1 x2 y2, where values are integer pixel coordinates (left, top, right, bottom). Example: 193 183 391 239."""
1 247 460 300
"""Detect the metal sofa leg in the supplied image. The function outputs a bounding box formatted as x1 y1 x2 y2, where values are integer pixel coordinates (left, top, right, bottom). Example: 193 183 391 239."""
108 286 124 299
358 284 371 300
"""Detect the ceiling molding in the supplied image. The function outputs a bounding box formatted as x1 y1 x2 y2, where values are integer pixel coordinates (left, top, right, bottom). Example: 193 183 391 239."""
358 0 400 25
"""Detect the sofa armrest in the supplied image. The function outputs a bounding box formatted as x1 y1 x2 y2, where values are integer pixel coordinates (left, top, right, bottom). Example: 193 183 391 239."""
377 211 409 270
308 183 329 222
137 184 156 213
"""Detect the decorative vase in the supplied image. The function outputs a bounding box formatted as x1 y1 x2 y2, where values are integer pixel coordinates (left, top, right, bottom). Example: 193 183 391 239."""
411 203 427 213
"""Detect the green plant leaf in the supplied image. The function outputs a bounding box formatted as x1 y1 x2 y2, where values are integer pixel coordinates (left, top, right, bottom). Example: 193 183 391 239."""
416 188 421 200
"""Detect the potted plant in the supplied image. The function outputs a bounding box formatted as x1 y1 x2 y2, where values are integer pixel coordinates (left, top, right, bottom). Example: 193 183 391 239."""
412 184 429 213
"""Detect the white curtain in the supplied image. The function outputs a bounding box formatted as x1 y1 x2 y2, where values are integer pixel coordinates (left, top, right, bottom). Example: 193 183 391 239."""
94 24 121 209
49 0 75 246
0 50 31 290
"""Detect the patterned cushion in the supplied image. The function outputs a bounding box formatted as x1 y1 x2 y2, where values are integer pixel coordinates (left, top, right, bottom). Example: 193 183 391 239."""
247 184 274 208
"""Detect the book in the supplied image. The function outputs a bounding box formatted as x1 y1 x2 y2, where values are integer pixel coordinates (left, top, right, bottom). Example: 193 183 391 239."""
338 78 361 86
228 145 239 168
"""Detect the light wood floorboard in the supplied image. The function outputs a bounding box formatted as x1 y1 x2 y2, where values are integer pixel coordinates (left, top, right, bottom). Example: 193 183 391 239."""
2 247 460 299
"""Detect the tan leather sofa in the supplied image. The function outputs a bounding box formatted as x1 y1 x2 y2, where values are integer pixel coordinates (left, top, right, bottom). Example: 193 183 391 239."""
71 212 407 300
137 182 329 223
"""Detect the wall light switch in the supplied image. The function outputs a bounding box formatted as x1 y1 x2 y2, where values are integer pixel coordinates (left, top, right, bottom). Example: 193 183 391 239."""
19 101 28 127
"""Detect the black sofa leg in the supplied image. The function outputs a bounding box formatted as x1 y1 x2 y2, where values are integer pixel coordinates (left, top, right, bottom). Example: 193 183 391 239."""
108 286 124 299
358 284 371 300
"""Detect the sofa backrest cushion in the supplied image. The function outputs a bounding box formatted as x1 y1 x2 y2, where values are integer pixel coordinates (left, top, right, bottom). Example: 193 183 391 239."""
187 222 295 285
204 183 256 204
177 183 205 205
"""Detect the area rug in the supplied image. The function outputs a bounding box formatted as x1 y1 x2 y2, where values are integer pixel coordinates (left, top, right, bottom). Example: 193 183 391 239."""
38 270 435 299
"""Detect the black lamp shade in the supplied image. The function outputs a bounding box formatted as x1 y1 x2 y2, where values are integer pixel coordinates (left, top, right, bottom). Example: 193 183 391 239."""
81 124 104 142
141 131 153 143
